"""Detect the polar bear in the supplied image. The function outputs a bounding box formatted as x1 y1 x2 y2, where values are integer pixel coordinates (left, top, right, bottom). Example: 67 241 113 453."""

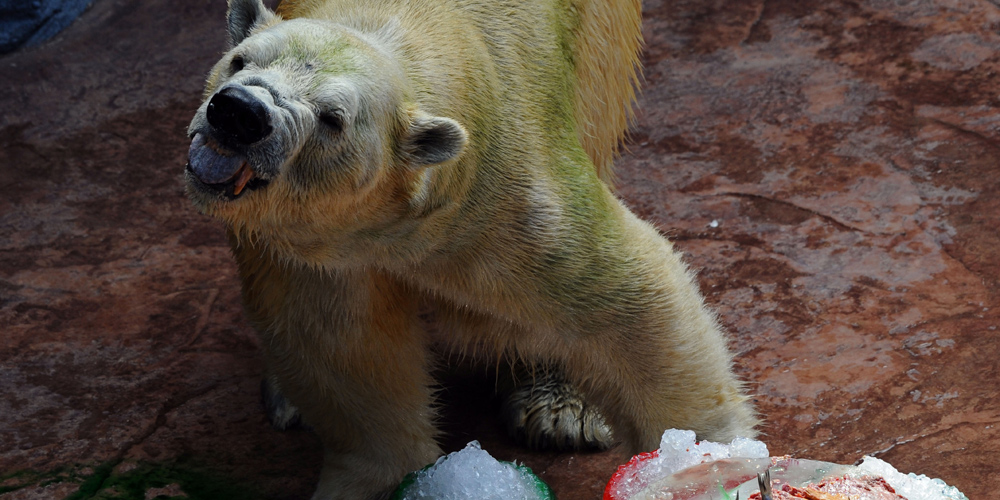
185 0 759 498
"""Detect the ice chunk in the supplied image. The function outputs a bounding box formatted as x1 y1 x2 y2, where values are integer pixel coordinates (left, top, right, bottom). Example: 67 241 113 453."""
857 456 969 500
729 436 769 459
391 441 553 500
653 429 769 475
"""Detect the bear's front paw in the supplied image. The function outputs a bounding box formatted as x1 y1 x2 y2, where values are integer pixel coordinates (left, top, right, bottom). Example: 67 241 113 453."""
261 375 303 430
500 368 613 451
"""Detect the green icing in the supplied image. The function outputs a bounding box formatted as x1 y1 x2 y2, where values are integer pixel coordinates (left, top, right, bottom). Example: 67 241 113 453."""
517 463 557 499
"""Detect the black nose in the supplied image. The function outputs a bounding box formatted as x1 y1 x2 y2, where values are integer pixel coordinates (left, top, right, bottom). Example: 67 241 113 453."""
206 86 273 144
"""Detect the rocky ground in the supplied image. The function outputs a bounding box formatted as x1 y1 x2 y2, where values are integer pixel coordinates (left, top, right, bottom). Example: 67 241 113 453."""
2 0 998 498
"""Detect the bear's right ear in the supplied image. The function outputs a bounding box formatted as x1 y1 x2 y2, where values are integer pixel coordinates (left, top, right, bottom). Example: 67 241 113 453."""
227 0 277 47
401 113 468 168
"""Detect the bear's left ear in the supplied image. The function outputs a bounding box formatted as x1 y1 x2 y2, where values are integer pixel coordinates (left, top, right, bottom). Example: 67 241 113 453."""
402 113 468 167
227 0 278 47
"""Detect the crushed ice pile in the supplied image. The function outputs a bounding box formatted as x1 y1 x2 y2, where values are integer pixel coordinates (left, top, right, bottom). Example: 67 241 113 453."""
858 456 968 500
610 429 770 499
391 441 552 500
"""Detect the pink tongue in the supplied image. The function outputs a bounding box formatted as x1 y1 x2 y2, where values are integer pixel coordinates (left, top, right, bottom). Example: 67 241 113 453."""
188 133 246 185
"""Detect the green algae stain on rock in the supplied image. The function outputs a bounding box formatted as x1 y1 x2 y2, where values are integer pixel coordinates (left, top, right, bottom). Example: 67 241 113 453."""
1 469 48 494
2 460 265 500
1 467 89 497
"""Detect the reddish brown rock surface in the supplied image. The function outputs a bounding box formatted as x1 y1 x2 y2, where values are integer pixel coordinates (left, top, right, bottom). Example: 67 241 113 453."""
2 0 998 498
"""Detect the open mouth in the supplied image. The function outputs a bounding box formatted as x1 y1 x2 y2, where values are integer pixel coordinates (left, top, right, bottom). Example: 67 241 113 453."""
186 132 270 199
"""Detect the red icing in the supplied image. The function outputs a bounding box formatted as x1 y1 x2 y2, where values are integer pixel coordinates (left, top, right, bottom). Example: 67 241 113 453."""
602 450 660 500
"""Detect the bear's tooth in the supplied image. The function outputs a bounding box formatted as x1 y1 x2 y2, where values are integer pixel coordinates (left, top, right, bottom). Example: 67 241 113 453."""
232 162 255 196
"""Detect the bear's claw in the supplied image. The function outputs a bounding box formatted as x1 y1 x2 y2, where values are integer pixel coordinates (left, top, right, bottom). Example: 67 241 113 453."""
261 375 303 431
500 367 613 451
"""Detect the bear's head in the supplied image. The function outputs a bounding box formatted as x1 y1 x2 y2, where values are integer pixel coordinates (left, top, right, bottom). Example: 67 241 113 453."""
185 0 468 263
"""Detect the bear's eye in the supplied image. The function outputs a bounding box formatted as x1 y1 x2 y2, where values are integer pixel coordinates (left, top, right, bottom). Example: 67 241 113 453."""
230 55 245 73
319 112 344 133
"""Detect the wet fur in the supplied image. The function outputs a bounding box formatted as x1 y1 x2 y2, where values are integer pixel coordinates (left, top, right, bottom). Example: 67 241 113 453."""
187 0 759 498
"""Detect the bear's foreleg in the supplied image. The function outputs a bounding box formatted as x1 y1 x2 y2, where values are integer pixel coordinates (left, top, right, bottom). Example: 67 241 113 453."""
550 213 760 452
423 203 759 455
270 273 438 500
233 241 439 500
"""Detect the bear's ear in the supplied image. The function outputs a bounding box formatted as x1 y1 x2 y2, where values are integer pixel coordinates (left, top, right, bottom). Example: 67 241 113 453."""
227 0 277 47
402 114 468 167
